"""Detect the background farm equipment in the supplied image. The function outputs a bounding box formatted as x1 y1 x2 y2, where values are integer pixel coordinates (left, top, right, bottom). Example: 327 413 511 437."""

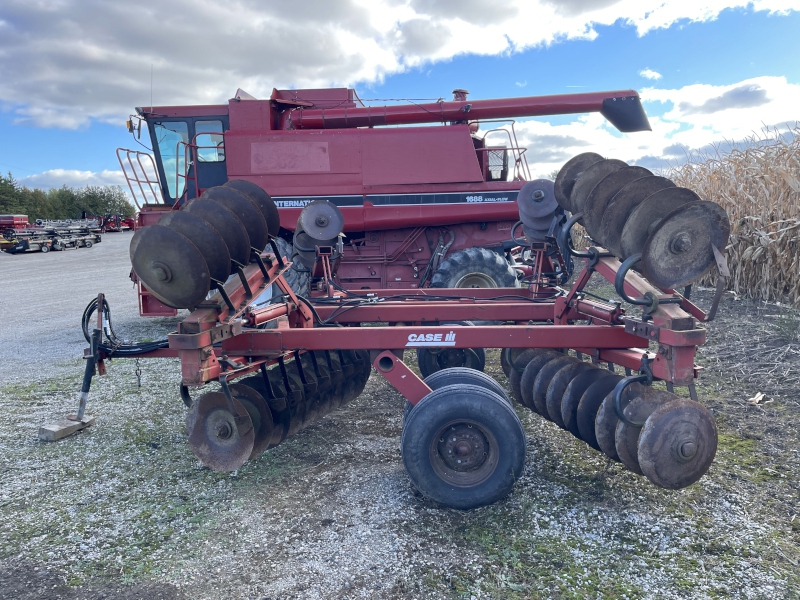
51 152 732 509
4 220 101 254
118 86 651 317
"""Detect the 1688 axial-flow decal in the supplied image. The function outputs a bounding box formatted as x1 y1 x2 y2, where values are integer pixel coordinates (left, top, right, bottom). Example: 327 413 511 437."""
406 331 457 347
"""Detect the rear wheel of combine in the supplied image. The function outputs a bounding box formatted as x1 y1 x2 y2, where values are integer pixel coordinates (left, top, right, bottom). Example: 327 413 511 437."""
430 247 518 289
402 384 526 510
266 236 309 301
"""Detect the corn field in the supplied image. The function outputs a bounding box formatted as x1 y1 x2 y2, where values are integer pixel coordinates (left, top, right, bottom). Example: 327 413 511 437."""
666 126 800 306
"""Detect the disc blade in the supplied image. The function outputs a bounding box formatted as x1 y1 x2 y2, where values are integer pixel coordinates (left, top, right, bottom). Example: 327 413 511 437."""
238 373 290 449
554 152 604 212
186 391 254 471
157 211 231 282
576 373 623 450
561 368 615 439
130 225 210 309
202 186 269 251
517 179 558 219
297 200 345 241
583 166 652 243
638 398 718 490
519 351 562 413
615 389 672 475
509 348 548 404
641 201 731 289
568 159 628 219
228 383 274 460
531 355 577 420
599 176 676 258
619 187 699 259
224 179 280 238
594 382 646 461
185 198 251 266
546 361 594 428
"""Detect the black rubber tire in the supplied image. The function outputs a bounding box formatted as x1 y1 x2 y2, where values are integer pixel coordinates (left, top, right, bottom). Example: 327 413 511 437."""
415 321 485 378
403 367 511 423
430 247 519 289
401 384 526 509
271 236 309 298
40 244 50 253
84 241 93 248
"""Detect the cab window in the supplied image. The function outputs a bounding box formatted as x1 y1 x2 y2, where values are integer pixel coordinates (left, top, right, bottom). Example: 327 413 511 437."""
196 120 225 163
153 121 189 199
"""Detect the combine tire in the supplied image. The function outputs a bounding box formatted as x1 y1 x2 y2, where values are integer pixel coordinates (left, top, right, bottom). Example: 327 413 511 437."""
270 236 310 299
431 247 518 289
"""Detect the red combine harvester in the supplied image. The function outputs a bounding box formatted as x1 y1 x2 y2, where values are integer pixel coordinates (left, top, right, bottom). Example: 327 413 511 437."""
119 87 651 317
48 150 733 509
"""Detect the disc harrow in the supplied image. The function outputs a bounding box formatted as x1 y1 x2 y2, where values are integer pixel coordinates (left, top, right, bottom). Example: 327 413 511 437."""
60 153 733 510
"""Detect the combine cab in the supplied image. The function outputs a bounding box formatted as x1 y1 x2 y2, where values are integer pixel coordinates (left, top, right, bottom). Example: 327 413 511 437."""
119 86 651 316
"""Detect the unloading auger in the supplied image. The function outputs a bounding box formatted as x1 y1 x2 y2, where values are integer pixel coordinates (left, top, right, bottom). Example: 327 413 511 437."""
55 153 731 510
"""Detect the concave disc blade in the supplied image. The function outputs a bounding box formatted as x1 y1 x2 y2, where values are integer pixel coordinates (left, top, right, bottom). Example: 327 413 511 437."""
186 391 254 471
184 198 251 266
228 383 273 460
594 382 647 461
619 187 698 259
130 225 210 309
531 355 577 420
554 152 604 212
298 200 345 241
599 176 676 258
615 389 672 475
561 368 614 440
583 166 652 243
638 398 718 490
238 374 290 449
517 179 558 219
509 348 547 405
158 211 231 282
501 348 526 378
520 351 562 413
546 361 595 428
568 159 628 219
224 179 280 238
576 373 623 450
641 201 731 289
202 186 268 251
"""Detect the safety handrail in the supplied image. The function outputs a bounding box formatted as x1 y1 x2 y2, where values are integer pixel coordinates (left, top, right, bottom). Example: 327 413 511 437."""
116 148 164 210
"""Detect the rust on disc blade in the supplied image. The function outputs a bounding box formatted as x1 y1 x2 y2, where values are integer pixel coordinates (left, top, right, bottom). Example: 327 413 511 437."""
583 166 652 244
568 159 628 219
545 361 595 428
130 225 210 309
157 211 231 282
638 398 718 490
202 186 269 251
594 382 647 461
554 152 604 212
228 383 274 460
509 348 548 405
561 368 615 440
185 391 254 472
615 389 673 475
619 187 699 260
576 373 622 450
531 355 577 420
224 179 280 238
641 200 731 289
185 198 251 266
599 176 676 259
520 351 562 413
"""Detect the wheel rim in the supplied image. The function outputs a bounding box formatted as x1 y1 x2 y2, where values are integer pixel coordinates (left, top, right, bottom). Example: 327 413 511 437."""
455 272 497 288
429 419 499 487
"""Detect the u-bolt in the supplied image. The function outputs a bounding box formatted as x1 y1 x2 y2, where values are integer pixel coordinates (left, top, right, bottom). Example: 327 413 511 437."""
612 374 650 427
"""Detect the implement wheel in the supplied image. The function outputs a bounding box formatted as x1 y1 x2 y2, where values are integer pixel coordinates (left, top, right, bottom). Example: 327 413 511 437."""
401 384 526 510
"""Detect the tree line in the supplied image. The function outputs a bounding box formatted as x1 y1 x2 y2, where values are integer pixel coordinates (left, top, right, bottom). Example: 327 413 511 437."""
0 173 135 222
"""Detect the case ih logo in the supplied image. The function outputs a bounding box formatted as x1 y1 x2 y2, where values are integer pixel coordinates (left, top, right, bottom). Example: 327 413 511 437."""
405 331 457 347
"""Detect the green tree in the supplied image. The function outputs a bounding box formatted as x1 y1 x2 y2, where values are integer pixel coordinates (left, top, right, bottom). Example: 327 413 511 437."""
0 173 22 214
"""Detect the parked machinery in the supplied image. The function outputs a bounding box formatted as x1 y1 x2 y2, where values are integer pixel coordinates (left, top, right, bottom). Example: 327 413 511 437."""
67 153 731 509
118 86 651 318
3 220 101 254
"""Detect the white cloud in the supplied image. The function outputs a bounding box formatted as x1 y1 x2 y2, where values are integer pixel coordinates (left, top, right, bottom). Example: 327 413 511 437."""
19 169 127 189
513 75 800 176
516 80 528 87
639 68 662 80
0 0 796 128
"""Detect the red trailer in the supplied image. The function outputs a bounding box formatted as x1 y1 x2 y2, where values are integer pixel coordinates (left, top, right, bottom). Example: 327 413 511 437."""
119 87 651 316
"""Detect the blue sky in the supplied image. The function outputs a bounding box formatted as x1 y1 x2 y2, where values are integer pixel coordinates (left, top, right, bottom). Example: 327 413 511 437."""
0 1 798 191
